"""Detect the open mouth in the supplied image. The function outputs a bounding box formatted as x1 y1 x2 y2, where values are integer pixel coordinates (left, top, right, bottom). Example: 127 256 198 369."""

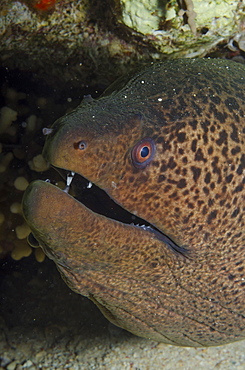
43 169 187 257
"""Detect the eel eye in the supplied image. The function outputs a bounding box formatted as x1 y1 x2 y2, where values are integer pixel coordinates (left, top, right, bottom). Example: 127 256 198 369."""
74 141 87 150
131 137 155 169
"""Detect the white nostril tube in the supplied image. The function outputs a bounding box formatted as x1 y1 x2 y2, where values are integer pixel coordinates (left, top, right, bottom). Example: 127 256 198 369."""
43 127 54 135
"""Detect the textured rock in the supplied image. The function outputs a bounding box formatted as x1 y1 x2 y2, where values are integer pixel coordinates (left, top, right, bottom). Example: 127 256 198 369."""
0 0 244 85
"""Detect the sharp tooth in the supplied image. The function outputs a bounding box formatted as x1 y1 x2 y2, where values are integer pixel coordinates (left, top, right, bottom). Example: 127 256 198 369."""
66 171 74 187
64 172 75 193
87 181 93 189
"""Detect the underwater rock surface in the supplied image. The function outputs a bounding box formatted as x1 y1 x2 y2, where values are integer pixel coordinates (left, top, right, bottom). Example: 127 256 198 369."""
0 0 244 85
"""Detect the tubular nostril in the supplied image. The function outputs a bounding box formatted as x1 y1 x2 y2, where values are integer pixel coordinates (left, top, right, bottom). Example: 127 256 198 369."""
43 128 54 136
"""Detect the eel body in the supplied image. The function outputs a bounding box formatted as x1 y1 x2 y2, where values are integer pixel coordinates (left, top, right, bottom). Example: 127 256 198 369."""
22 59 245 347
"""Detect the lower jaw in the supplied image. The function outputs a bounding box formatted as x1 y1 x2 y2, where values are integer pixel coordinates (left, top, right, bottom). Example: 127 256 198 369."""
55 170 187 256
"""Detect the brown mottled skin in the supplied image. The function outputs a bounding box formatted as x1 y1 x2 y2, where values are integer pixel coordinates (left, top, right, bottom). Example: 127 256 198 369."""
22 59 245 347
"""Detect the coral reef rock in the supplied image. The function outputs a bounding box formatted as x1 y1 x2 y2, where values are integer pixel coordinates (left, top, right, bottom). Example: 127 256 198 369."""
0 0 244 85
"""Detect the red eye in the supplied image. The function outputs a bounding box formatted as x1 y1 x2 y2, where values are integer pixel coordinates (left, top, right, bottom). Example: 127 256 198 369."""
131 138 155 169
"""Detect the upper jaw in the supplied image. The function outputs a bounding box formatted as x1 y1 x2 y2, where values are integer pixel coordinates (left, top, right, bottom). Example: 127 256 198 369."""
54 169 188 257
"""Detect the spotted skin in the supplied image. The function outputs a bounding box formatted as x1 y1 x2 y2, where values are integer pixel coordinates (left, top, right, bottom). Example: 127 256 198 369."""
22 59 245 346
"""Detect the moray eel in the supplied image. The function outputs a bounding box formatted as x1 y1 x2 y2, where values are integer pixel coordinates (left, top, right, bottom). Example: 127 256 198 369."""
22 59 245 347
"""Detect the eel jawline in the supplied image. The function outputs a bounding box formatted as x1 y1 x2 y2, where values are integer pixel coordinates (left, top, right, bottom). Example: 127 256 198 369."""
61 170 188 256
